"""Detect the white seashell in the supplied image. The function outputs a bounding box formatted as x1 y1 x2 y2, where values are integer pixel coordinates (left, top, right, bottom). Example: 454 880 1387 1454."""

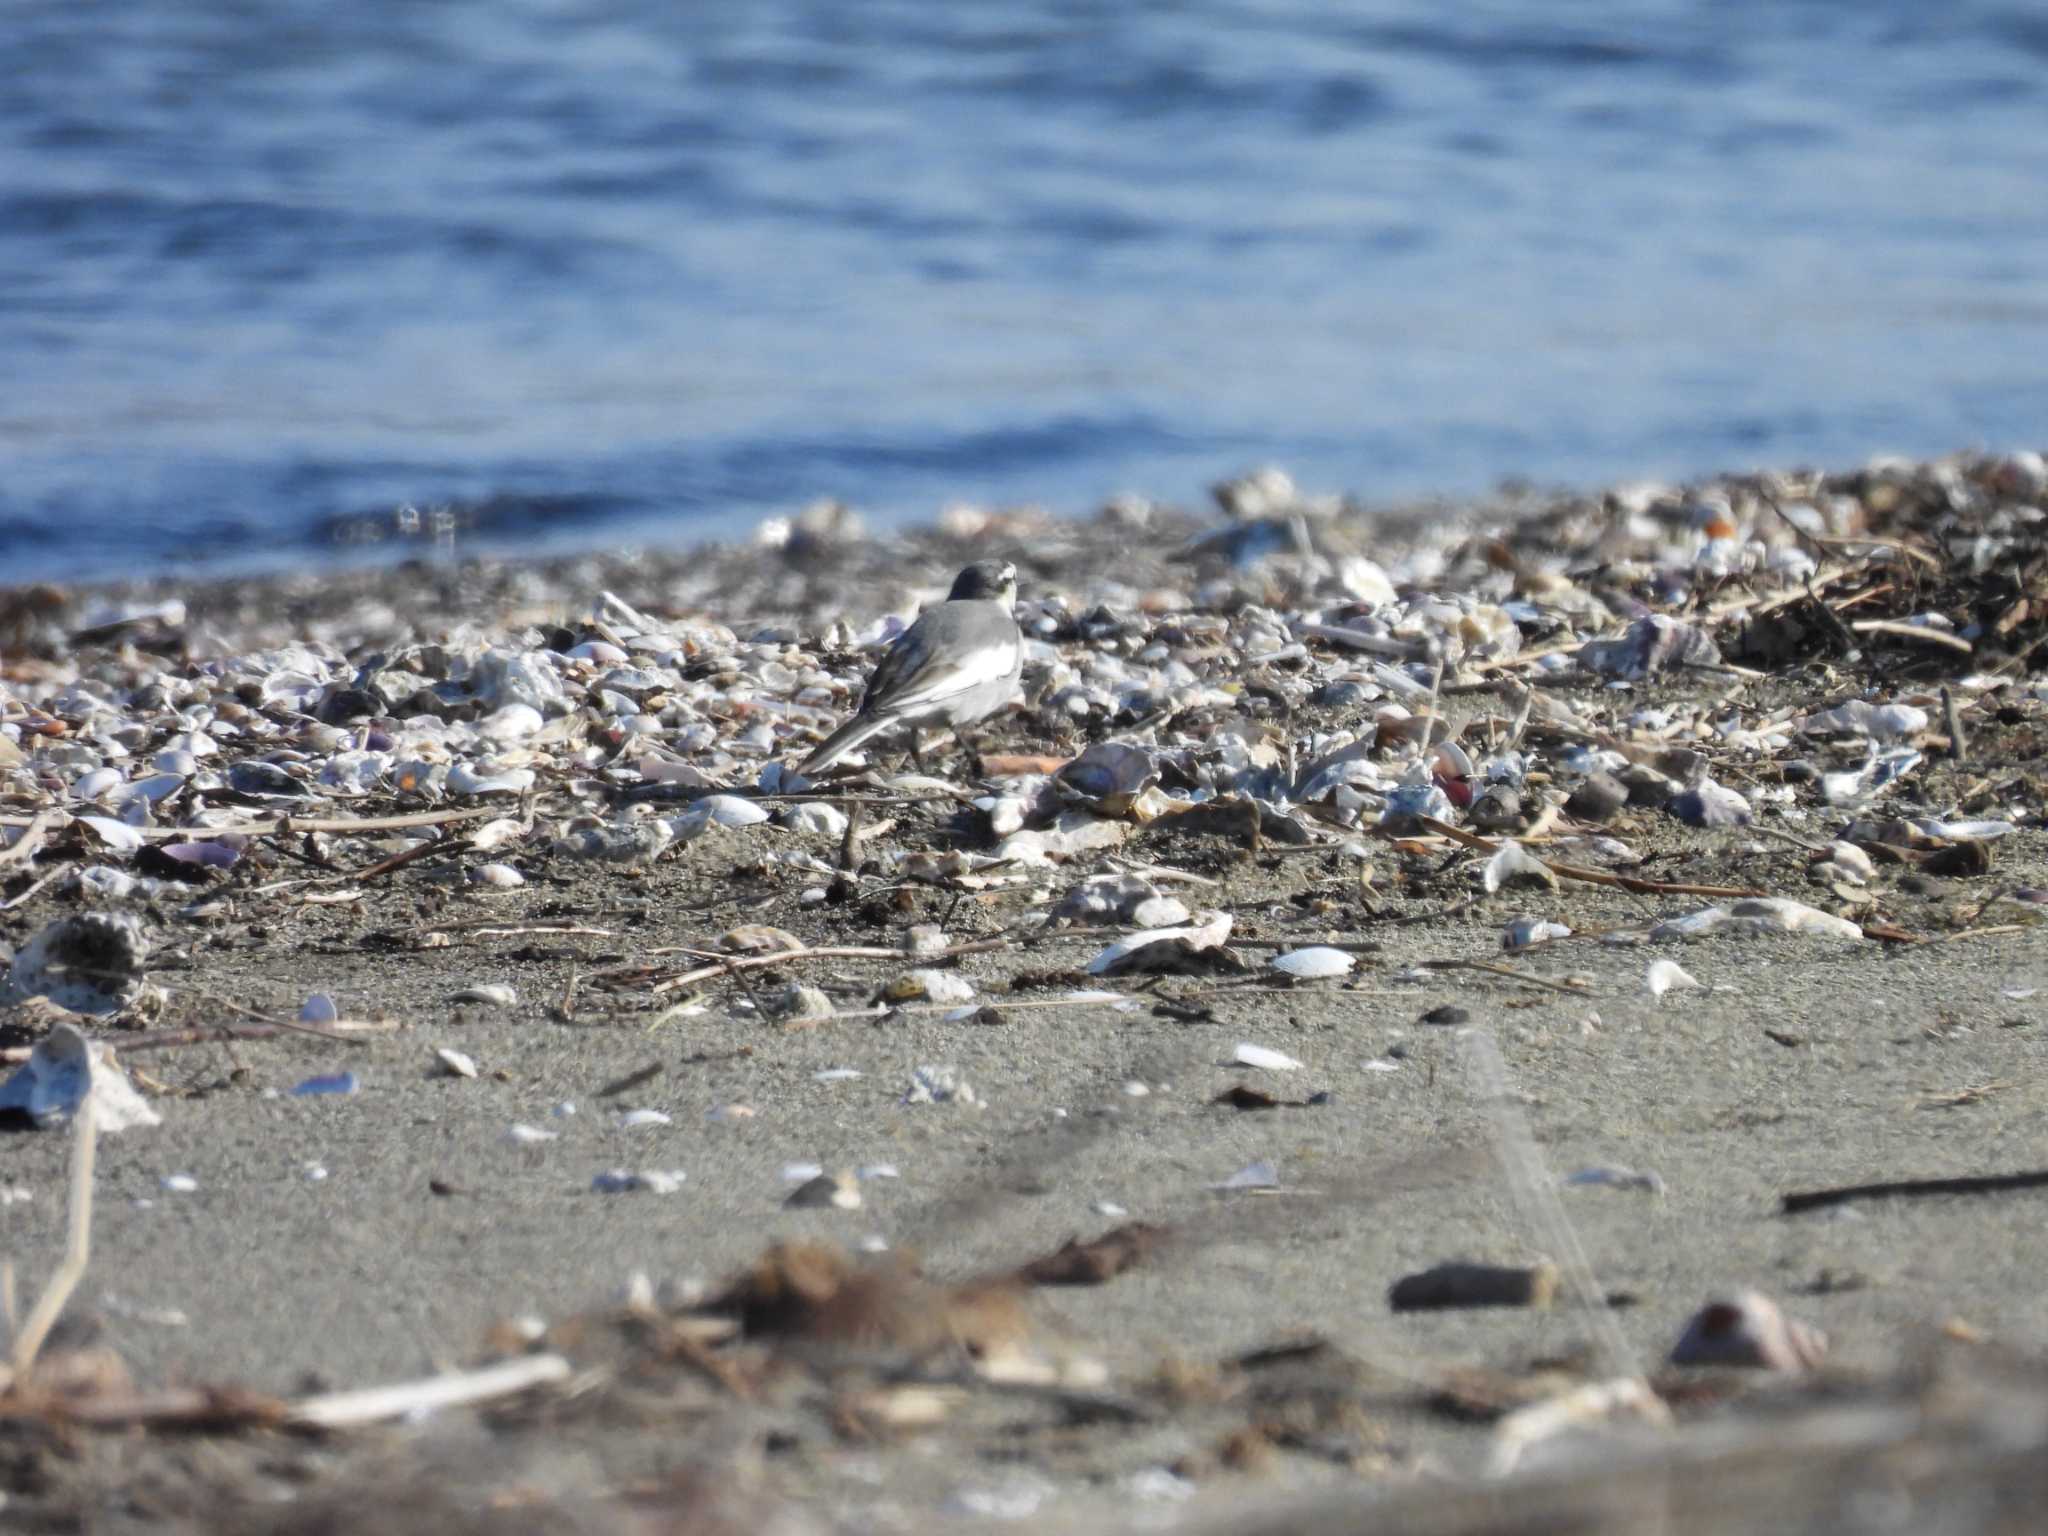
1269 946 1354 979
977 794 1030 835
468 817 530 851
781 1161 825 1182
1799 700 1929 739
677 794 770 832
1653 898 1863 942
781 801 848 837
593 1169 685 1195
1503 916 1572 951
447 761 536 795
617 1108 672 1129
122 773 185 805
997 811 1129 867
434 1048 478 1079
71 766 125 800
453 982 519 1007
479 703 545 742
813 1068 862 1082
1916 817 2015 841
1211 1160 1281 1191
1483 840 1555 893
504 1123 558 1145
468 862 525 888
0 1023 161 1132
566 640 629 665
1827 841 1876 881
160 1174 198 1194
1646 959 1702 998
1086 910 1232 975
1232 1042 1303 1071
75 815 145 852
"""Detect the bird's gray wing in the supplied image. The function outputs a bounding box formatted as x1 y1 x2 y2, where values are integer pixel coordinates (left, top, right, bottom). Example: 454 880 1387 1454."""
860 604 1019 719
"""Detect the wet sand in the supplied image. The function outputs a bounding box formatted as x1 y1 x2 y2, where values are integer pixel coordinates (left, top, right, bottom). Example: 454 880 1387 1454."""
2 464 2046 1530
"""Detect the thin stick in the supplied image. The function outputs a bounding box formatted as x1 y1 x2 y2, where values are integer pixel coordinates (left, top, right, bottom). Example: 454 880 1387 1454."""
838 800 863 874
337 835 471 883
0 806 512 840
0 866 65 912
595 1062 663 1099
0 812 48 869
1412 817 1767 898
643 938 1007 995
11 1095 96 1381
1943 685 1968 762
287 1353 572 1429
1463 1030 1639 1382
173 990 373 1045
1423 958 1594 996
1783 1168 2048 1215
1849 619 1973 654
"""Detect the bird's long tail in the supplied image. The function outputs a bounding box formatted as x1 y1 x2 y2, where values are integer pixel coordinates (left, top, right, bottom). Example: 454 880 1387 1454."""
797 711 895 776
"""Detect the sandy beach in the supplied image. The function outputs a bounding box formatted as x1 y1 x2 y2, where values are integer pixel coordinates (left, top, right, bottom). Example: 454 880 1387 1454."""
2 458 2046 1532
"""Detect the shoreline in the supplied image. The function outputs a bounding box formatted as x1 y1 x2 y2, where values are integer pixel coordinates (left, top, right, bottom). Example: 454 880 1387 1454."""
2 450 2046 1531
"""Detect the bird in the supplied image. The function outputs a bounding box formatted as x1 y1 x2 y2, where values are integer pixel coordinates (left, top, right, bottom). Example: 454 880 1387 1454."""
797 560 1023 777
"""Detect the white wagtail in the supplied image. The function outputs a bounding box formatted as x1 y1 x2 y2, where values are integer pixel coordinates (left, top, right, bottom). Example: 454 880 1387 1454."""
798 560 1023 776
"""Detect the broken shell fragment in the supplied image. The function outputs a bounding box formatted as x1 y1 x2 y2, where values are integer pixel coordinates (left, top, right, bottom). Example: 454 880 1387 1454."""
1230 1042 1303 1071
434 1047 479 1079
0 1023 161 1133
1653 898 1863 942
1577 615 1719 678
1086 910 1233 976
784 1170 862 1210
1483 840 1556 893
903 1064 980 1106
452 983 520 1007
1645 959 1702 998
1054 741 1160 816
1669 1291 1827 1372
593 1168 685 1195
1503 916 1572 951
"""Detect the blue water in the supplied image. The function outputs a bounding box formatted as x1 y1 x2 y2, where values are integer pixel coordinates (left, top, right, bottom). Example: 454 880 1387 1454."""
4 1 2047 581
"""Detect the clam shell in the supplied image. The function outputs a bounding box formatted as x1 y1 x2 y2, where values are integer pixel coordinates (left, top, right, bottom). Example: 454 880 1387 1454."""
1269 946 1354 979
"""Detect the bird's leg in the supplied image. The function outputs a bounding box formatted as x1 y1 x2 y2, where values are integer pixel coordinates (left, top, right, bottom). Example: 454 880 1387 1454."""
907 730 927 773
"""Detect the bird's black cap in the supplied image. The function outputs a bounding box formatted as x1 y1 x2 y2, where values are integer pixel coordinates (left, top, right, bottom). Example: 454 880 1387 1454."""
947 560 1017 602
